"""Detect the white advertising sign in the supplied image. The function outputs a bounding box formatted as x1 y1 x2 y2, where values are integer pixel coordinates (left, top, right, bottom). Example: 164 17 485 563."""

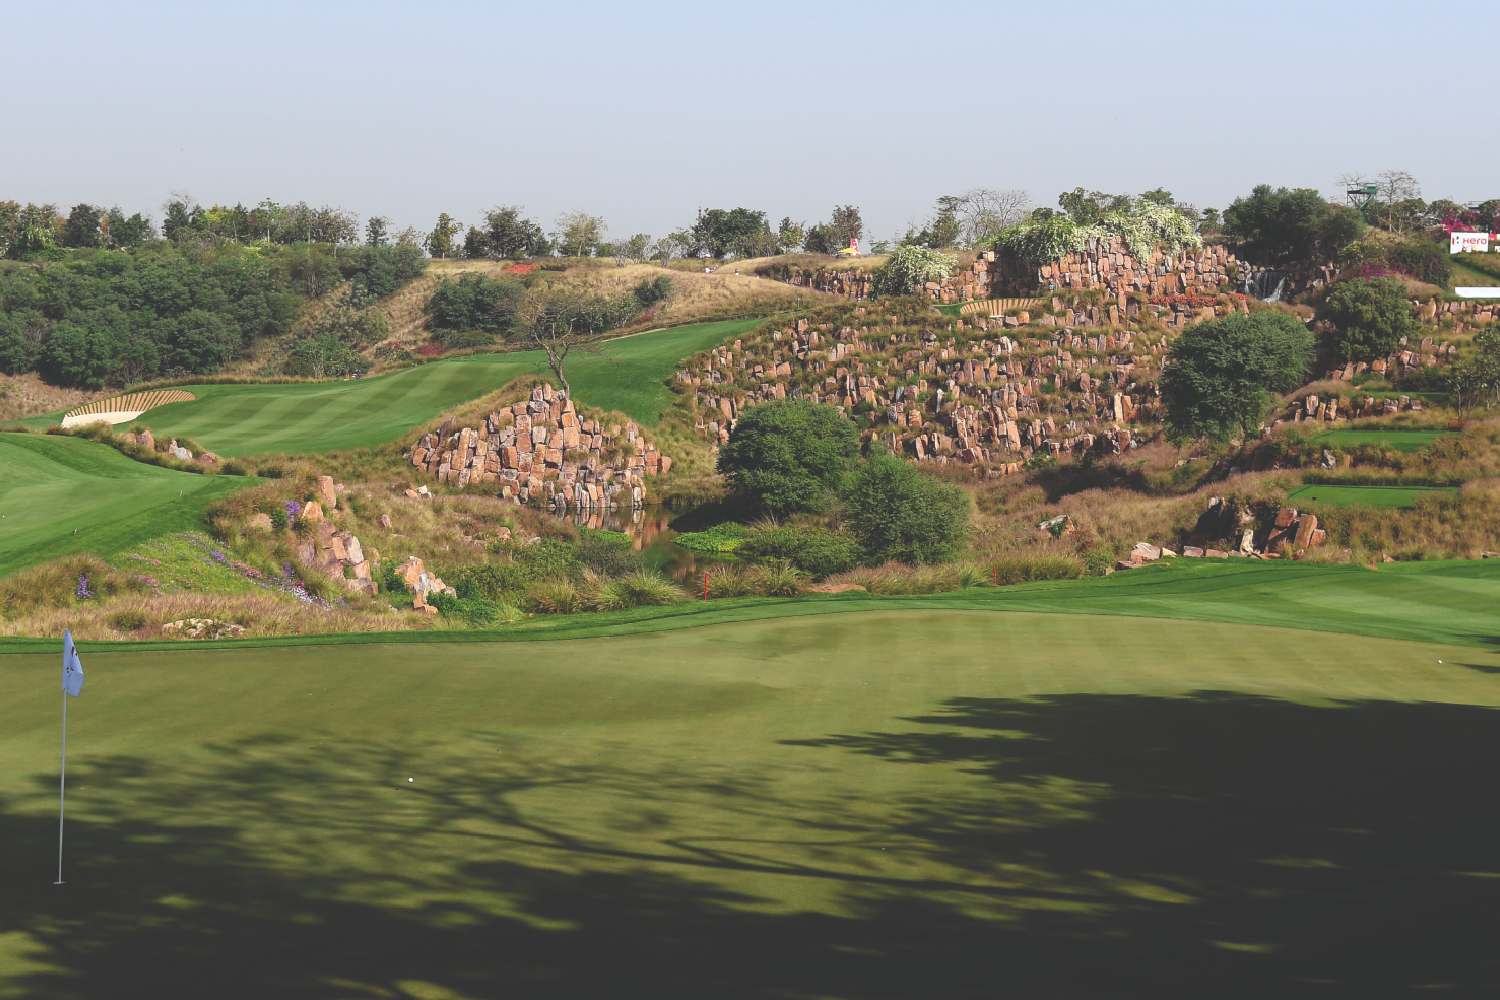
1450 232 1490 253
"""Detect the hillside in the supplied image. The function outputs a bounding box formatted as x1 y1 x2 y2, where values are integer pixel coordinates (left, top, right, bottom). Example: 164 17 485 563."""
0 433 253 578
71 318 761 458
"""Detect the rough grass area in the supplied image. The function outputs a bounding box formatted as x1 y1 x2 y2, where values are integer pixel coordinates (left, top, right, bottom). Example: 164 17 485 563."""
0 433 254 578
1285 483 1460 508
104 318 760 457
1310 427 1457 452
3 558 1497 652
3 606 1499 997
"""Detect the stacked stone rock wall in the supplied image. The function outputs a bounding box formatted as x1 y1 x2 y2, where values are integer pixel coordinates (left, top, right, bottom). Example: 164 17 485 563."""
676 311 1171 477
407 384 668 510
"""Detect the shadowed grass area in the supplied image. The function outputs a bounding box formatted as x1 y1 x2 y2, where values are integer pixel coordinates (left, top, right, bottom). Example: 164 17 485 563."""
3 558 1496 653
0 434 254 578
3 611 1499 997
1285 483 1459 509
80 318 759 457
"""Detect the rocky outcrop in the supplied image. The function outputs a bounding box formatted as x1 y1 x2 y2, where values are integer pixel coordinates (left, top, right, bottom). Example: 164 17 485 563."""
677 311 1163 477
1120 498 1326 569
408 384 668 510
392 555 454 615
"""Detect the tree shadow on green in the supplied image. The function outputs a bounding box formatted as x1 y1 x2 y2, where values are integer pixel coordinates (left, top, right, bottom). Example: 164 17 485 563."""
788 692 1500 995
4 694 1500 998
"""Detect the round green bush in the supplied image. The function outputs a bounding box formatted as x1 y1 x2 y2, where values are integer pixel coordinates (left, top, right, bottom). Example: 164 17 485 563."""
716 400 860 516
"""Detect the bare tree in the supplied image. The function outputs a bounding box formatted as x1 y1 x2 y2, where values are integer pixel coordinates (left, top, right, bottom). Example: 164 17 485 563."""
519 289 634 396
1376 170 1422 233
958 188 1030 246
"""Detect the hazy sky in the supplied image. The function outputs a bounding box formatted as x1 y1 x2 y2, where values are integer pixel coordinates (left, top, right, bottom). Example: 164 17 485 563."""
4 0 1496 243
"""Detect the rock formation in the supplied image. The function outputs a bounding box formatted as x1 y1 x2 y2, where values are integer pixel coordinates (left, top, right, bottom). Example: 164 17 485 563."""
408 384 667 510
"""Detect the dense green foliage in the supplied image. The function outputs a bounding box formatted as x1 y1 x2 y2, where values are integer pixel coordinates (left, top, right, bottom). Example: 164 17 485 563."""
339 242 427 302
1223 185 1366 267
1317 277 1419 362
673 523 748 554
1161 311 1314 441
0 245 310 386
1341 237 1451 286
1448 328 1500 413
631 275 673 308
997 200 1201 265
426 273 526 341
872 245 956 296
737 524 862 579
0 236 425 387
840 453 971 564
716 400 861 516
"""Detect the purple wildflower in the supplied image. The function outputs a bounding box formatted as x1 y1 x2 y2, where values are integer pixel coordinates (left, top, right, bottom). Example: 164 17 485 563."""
284 500 302 520
76 574 93 600
210 549 227 564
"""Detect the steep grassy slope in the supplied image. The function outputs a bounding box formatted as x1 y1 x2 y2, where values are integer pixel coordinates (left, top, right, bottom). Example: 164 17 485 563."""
0 434 253 578
110 318 762 457
3 610 1498 996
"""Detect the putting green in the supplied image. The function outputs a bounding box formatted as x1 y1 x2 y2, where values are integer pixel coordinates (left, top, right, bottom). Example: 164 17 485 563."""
77 319 759 458
1285 483 1458 509
0 433 254 578
3 610 1499 997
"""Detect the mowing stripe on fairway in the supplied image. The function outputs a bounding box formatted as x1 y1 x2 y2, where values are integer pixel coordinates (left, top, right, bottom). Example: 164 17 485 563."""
81 318 761 457
0 433 256 578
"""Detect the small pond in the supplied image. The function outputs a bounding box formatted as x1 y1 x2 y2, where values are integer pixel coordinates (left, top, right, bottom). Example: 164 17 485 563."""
544 505 732 581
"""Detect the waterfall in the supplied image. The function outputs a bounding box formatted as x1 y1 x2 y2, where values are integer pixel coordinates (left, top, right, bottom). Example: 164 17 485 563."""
1244 269 1289 303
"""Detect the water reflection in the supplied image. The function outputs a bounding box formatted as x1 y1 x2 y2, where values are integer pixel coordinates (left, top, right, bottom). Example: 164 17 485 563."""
547 506 731 580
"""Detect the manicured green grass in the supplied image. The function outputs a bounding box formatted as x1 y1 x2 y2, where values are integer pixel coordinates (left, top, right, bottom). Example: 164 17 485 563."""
54 319 759 458
1310 427 1456 453
0 434 254 578
4 604 1499 997
1286 483 1459 509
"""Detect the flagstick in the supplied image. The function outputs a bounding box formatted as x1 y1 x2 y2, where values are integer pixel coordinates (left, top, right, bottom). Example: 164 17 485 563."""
54 686 67 886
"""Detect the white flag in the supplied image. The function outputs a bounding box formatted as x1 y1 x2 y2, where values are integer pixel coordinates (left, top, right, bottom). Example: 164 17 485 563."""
62 629 84 697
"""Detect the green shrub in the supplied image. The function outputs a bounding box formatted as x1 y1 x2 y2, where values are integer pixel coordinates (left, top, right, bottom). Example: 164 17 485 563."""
1081 545 1117 577
738 524 860 579
1317 277 1419 363
577 530 643 576
674 523 748 554
632 275 673 308
749 560 807 597
525 579 584 614
872 245 956 296
108 610 147 631
988 555 1085 586
452 561 529 600
429 592 522 627
586 570 684 610
716 399 861 516
841 455 971 564
513 538 581 580
426 273 525 335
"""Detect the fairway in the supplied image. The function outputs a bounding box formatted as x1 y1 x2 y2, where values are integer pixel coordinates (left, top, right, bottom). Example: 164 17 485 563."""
3 610 1499 997
0 434 253 578
104 319 759 458
1285 483 1459 509
1309 427 1456 453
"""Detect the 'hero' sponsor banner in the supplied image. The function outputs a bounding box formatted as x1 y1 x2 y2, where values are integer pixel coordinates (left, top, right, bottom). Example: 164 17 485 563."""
1451 232 1491 253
